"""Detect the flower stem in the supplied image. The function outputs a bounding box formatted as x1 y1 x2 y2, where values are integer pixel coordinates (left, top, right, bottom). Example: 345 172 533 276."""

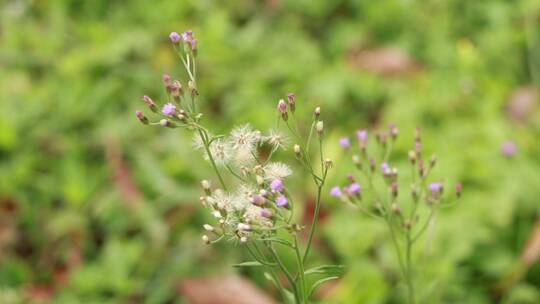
197 128 227 190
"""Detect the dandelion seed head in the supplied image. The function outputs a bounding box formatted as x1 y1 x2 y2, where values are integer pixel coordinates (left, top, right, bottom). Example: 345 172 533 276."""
264 162 292 181
265 129 289 149
207 138 232 166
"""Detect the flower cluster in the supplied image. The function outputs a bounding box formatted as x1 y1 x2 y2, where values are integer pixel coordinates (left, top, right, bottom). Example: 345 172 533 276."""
330 124 461 303
136 30 333 304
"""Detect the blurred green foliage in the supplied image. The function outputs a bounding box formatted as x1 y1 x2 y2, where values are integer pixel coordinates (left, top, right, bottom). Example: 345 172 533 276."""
1 0 540 303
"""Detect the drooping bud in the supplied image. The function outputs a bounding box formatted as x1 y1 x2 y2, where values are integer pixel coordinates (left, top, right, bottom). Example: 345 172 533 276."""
135 111 149 125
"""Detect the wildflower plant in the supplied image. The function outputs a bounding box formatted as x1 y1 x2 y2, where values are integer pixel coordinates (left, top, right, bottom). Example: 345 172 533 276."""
330 126 462 303
136 30 338 303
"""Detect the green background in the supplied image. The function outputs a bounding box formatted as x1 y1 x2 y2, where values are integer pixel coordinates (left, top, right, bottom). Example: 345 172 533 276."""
1 0 540 303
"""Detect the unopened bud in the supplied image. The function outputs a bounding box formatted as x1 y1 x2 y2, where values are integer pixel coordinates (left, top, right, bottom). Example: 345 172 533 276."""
294 144 301 157
177 113 187 122
162 74 171 86
411 185 419 201
314 106 321 118
188 80 198 96
277 99 287 113
142 95 158 113
135 111 149 124
203 224 214 232
408 150 417 164
201 180 211 195
240 236 248 243
256 175 264 186
352 154 361 169
237 223 251 231
202 235 210 244
160 119 175 128
391 203 401 214
455 183 462 198
391 182 399 198
170 80 182 98
430 154 437 168
324 158 333 169
316 121 324 135
404 219 412 230
287 93 296 112
389 123 398 140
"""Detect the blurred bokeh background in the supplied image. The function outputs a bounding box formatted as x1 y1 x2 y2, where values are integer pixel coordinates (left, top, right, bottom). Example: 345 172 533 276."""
2 0 540 303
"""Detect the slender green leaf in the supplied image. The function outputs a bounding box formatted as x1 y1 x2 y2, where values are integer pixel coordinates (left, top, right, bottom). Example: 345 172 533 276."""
308 276 339 298
231 261 263 267
304 265 345 276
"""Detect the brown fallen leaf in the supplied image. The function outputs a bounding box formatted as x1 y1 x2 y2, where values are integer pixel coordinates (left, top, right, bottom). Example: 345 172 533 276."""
347 47 419 76
178 275 277 304
104 140 142 208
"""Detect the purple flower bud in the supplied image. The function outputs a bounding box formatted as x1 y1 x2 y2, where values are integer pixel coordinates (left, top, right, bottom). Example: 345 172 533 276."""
270 179 284 192
330 186 342 197
276 195 288 207
135 110 149 124
162 102 177 116
169 32 180 44
429 182 442 194
277 99 288 114
455 183 462 198
380 162 389 172
260 208 272 218
347 173 355 182
162 74 171 86
190 39 198 51
501 140 517 157
142 95 155 106
287 93 295 104
356 129 368 148
182 30 194 42
250 195 264 205
346 183 361 195
339 137 351 149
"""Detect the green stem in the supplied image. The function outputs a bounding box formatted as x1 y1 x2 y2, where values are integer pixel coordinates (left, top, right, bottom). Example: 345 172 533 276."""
406 233 416 304
268 243 300 303
294 236 307 303
303 184 323 263
197 128 227 190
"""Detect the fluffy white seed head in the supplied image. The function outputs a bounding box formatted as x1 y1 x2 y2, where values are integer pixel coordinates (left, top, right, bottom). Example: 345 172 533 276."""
263 162 293 181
